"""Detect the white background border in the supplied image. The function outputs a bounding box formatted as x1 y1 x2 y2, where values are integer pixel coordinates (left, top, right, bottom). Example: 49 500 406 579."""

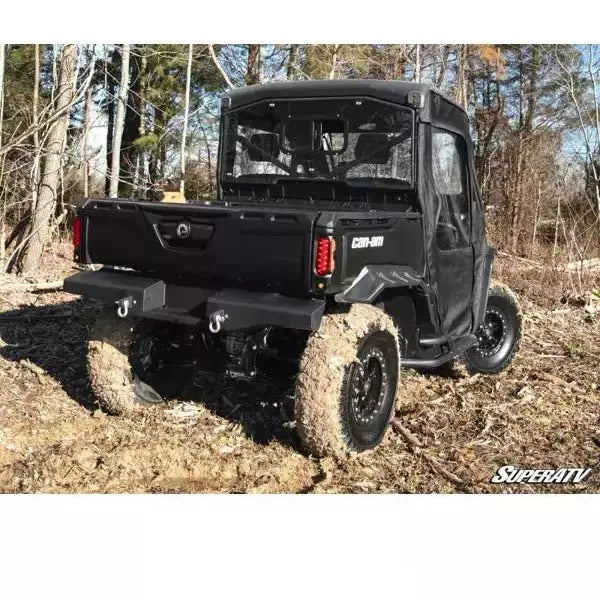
1 2 599 597
1 494 598 598
2 0 600 43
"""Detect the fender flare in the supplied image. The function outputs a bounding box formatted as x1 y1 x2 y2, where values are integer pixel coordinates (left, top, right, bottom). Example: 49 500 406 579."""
334 265 426 304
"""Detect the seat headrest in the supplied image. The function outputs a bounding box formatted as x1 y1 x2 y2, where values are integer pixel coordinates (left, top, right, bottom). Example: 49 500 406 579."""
248 133 280 161
354 133 391 164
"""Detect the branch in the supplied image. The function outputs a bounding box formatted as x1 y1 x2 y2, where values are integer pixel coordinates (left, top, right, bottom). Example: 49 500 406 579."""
0 51 96 158
0 279 63 292
390 417 469 488
208 44 235 90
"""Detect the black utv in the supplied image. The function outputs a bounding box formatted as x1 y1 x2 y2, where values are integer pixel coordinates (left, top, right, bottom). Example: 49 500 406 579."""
64 80 522 457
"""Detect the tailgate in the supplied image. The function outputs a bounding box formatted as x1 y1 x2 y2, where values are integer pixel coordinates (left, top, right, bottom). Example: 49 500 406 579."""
79 199 316 293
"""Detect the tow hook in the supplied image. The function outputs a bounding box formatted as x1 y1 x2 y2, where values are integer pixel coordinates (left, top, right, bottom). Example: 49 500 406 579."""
208 310 228 334
116 296 134 318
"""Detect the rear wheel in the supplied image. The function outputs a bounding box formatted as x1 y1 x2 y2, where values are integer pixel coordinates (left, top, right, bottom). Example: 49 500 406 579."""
88 310 196 414
294 304 400 458
465 282 522 374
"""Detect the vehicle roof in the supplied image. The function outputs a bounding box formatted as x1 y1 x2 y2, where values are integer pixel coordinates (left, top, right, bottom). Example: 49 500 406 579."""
224 79 470 139
226 79 463 114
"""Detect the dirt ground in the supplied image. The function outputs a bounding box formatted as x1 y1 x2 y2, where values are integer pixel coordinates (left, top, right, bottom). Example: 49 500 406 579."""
0 244 599 493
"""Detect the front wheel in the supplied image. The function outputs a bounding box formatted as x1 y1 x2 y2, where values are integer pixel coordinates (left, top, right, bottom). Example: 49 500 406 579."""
465 282 522 374
294 304 400 458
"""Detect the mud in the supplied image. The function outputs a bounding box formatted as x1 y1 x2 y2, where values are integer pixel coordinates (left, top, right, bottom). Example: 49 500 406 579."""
0 247 598 493
295 304 398 457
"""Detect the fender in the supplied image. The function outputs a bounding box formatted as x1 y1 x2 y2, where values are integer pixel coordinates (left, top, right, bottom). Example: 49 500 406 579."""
334 264 426 304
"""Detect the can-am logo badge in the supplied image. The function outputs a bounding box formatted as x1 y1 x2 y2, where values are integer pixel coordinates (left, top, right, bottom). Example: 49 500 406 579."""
351 235 384 249
176 222 191 239
491 465 592 485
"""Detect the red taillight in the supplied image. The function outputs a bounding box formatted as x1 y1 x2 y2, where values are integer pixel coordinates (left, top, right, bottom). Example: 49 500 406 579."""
315 236 335 277
73 216 82 249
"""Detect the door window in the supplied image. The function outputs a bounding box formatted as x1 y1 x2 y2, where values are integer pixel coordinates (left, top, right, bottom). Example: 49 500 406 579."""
432 129 470 249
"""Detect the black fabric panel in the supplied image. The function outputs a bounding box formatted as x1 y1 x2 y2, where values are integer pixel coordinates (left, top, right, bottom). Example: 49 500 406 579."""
434 247 474 336
429 92 472 141
472 245 495 328
421 122 474 337
465 116 487 328
417 119 441 332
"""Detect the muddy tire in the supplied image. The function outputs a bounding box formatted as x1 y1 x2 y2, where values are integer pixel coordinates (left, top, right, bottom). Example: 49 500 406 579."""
88 310 193 414
465 281 522 374
294 304 400 458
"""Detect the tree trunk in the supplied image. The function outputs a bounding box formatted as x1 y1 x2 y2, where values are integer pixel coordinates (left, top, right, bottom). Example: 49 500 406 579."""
121 46 141 196
31 44 41 211
510 46 538 255
20 44 78 274
530 179 541 256
109 44 130 198
552 194 562 261
453 45 469 109
0 44 5 270
329 45 340 80
287 45 298 80
180 44 193 195
414 44 421 82
104 48 116 197
0 43 5 149
436 44 448 88
461 46 469 108
454 44 465 104
135 52 148 193
82 80 92 198
510 135 524 254
247 44 260 85
257 45 264 83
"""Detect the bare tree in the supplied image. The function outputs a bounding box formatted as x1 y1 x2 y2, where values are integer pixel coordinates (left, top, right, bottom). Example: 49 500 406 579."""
0 44 5 149
454 44 468 108
246 44 260 85
180 44 193 195
31 44 40 213
0 44 5 269
0 57 94 160
82 80 92 198
553 45 600 229
415 44 421 83
436 44 449 88
135 50 148 192
287 44 299 80
109 44 131 198
20 44 78 273
329 44 340 79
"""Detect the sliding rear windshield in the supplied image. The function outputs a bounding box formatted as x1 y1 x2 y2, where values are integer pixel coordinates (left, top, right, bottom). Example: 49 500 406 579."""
222 98 413 188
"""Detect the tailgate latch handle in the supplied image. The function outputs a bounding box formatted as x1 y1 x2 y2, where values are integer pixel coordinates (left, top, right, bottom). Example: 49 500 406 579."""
116 295 135 318
208 310 228 334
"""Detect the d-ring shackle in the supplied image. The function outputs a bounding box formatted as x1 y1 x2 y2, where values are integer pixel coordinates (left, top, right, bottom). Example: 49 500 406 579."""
208 310 227 334
116 296 133 319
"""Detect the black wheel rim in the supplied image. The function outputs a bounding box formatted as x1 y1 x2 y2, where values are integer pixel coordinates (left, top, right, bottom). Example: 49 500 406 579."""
349 348 388 425
136 335 167 377
474 308 506 358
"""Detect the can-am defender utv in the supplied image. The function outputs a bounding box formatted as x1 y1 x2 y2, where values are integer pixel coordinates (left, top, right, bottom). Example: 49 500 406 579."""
64 80 522 458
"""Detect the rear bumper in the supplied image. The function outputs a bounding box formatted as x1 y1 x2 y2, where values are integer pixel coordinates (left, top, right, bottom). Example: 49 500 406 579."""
63 269 325 331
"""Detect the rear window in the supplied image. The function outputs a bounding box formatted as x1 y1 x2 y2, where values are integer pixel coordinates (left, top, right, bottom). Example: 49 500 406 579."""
223 98 414 188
